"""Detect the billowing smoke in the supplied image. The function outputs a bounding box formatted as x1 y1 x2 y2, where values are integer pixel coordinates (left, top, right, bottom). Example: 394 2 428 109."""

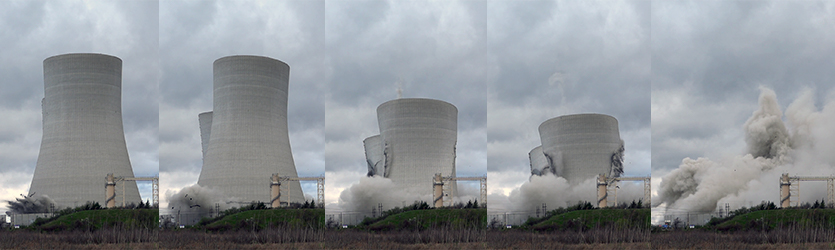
656 87 835 214
511 176 596 211
490 175 644 213
453 182 481 205
492 132 639 213
166 184 232 216
5 194 56 214
743 88 792 160
338 176 431 212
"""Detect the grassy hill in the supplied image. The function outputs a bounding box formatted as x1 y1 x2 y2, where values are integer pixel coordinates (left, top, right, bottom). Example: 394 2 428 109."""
713 209 835 231
364 209 486 231
202 208 324 231
36 209 158 231
531 208 650 231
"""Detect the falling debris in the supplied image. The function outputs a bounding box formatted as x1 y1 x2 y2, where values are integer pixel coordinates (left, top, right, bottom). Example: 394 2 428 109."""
166 184 231 216
6 194 56 214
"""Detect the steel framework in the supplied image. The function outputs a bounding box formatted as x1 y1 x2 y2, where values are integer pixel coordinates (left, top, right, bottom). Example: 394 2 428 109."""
272 173 325 207
433 173 487 208
780 173 834 208
598 174 651 208
105 173 159 208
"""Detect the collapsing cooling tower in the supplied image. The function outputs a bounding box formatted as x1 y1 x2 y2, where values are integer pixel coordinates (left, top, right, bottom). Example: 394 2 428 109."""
28 53 141 209
530 114 624 185
198 55 304 204
529 146 552 176
364 98 457 195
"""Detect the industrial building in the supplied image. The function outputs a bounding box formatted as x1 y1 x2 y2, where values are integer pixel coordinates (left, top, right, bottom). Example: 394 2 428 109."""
364 98 458 199
530 113 624 185
197 55 304 205
28 53 141 209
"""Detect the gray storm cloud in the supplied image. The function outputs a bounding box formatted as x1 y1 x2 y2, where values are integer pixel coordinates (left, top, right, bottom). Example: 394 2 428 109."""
656 87 835 213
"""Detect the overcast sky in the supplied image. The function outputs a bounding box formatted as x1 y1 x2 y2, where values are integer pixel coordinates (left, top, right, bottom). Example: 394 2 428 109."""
158 0 325 210
486 0 651 200
3 0 831 218
324 0 488 212
0 0 159 215
651 0 834 223
651 0 835 179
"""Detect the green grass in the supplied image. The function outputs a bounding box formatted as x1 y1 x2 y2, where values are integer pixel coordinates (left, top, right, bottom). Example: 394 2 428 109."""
714 209 835 231
365 209 486 231
202 208 324 231
37 209 158 231
531 208 650 230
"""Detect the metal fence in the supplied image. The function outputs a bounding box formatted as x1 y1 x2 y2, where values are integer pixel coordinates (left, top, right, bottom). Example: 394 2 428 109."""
487 211 544 227
9 213 54 226
662 212 718 226
160 211 215 227
325 212 375 227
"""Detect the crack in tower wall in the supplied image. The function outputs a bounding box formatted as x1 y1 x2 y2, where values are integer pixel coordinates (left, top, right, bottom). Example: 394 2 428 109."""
530 114 623 185
364 98 458 200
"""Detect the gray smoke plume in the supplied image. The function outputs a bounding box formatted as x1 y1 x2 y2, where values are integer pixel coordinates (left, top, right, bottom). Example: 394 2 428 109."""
5 193 56 214
656 87 835 214
743 88 792 160
489 174 644 213
338 176 431 213
166 184 231 216
493 138 638 213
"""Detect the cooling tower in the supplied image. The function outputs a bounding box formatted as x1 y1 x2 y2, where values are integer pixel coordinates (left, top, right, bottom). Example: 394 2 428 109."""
363 135 383 177
537 114 623 185
29 53 141 209
529 146 553 176
374 98 457 196
198 111 213 158
197 55 304 204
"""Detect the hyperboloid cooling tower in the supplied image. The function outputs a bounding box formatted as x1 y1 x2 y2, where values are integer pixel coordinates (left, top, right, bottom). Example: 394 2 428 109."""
529 146 552 176
364 98 457 196
28 53 141 208
197 55 304 204
198 111 213 158
530 114 624 185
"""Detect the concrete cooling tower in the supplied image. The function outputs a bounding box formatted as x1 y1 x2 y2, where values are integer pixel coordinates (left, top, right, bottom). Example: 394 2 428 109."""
198 111 213 158
530 114 623 185
28 53 141 209
529 146 552 176
364 98 457 196
197 55 304 205
363 135 383 177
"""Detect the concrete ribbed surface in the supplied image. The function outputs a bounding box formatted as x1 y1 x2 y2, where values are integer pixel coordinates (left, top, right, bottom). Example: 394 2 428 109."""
376 98 457 196
537 114 621 185
363 135 383 176
198 111 213 158
29 53 140 208
198 55 303 205
529 146 551 176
